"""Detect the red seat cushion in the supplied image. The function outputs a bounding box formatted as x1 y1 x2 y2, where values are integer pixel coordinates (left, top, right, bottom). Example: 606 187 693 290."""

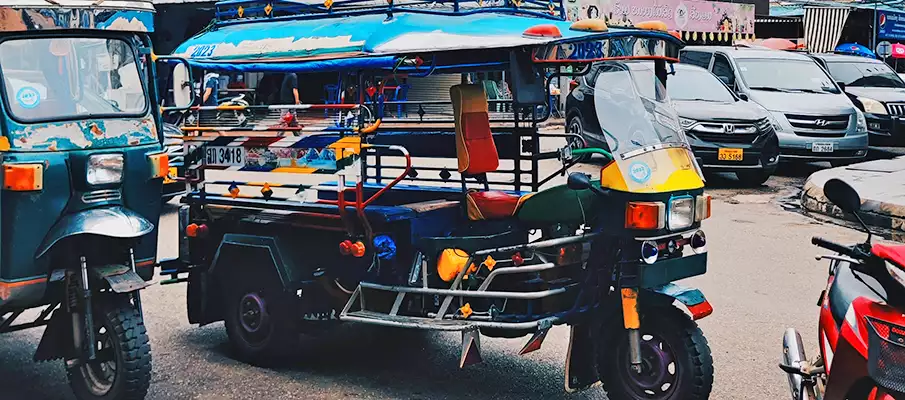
872 243 905 268
451 84 499 176
465 190 533 221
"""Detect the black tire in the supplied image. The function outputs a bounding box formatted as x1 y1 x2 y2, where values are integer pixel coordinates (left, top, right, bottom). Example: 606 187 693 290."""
735 169 772 187
67 297 151 400
599 305 713 400
223 272 299 366
567 115 588 149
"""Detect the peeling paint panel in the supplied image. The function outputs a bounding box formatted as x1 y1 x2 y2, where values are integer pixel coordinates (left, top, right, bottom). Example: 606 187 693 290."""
5 117 158 152
0 7 154 33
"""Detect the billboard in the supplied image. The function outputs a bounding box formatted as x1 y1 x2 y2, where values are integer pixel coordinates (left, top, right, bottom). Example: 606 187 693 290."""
565 0 755 35
878 10 905 41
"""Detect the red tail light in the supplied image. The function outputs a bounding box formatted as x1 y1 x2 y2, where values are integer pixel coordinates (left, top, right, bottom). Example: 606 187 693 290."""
569 80 579 91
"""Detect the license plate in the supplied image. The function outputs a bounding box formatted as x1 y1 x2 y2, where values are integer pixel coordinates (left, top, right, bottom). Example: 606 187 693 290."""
811 142 834 153
717 148 744 161
205 146 247 166
163 167 177 184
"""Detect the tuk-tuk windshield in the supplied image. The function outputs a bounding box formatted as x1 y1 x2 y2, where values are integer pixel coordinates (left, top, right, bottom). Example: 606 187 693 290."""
0 37 147 123
592 63 687 159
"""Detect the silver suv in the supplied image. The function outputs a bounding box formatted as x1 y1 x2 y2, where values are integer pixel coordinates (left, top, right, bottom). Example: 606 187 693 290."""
679 46 869 165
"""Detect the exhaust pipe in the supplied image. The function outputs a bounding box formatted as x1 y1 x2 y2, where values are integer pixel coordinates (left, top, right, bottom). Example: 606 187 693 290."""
782 328 807 400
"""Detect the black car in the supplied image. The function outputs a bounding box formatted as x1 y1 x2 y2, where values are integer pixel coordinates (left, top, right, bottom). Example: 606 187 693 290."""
565 61 780 186
810 53 905 146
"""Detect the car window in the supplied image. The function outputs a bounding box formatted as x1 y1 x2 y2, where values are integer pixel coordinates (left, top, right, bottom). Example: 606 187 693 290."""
737 58 838 93
826 61 905 88
711 53 735 88
680 51 713 69
670 67 736 102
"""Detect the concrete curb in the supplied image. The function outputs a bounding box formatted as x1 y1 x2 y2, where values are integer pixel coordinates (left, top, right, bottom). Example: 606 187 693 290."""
801 156 905 235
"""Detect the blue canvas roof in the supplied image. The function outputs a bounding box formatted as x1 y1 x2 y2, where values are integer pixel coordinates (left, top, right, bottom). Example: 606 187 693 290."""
172 11 680 71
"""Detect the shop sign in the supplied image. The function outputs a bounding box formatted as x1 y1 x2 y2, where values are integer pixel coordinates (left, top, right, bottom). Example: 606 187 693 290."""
878 10 905 41
565 0 755 35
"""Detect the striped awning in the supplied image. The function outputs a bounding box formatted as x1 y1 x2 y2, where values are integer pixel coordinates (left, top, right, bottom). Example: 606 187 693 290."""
803 6 850 53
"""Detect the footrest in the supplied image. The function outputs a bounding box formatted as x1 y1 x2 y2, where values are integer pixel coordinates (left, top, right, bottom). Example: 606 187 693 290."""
341 310 476 331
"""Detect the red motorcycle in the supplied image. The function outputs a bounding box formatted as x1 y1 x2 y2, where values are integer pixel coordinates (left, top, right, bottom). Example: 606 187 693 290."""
781 178 905 400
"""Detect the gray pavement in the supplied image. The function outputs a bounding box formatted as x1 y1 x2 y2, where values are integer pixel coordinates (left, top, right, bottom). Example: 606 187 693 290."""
0 167 869 400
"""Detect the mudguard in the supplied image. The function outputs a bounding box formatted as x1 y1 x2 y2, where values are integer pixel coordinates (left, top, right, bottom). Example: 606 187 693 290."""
91 265 152 293
35 206 155 259
647 283 713 320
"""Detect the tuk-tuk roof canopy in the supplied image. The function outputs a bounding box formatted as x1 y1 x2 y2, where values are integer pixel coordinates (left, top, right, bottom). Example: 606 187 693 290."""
0 1 155 33
173 8 683 72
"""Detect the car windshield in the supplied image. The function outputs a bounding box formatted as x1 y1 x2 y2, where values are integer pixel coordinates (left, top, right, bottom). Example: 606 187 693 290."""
0 37 148 123
669 66 736 102
593 63 688 158
826 61 905 88
737 58 838 93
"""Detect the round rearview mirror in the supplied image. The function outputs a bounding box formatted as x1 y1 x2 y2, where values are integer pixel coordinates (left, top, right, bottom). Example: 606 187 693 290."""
172 63 192 108
824 178 861 214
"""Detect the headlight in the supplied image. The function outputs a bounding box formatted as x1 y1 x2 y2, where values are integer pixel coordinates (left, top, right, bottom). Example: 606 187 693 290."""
855 110 868 132
668 196 694 231
769 111 792 133
858 97 888 115
87 154 124 185
886 261 905 287
679 117 697 129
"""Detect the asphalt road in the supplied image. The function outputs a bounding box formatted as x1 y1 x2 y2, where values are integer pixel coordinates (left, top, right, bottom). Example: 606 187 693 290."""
0 153 897 399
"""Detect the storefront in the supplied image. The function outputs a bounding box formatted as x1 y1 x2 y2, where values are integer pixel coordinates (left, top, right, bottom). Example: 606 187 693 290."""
565 0 756 44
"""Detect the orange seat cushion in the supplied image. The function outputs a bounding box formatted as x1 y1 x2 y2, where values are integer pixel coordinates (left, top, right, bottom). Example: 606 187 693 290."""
451 84 499 176
465 190 534 221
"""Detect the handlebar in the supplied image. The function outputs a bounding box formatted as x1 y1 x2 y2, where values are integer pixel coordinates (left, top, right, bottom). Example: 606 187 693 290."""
812 236 856 258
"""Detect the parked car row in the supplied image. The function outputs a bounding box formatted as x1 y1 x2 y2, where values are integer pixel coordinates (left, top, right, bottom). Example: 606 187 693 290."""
566 45 905 187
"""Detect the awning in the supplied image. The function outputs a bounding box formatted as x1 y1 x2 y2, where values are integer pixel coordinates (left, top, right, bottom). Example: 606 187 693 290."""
803 6 850 53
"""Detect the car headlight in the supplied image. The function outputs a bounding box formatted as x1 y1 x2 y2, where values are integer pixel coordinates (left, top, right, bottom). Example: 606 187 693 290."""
668 196 694 231
858 97 888 115
87 154 124 185
679 117 697 129
855 110 868 132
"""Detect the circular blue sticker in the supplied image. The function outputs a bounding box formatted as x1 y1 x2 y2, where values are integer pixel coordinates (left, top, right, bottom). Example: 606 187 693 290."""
16 87 40 109
628 161 652 183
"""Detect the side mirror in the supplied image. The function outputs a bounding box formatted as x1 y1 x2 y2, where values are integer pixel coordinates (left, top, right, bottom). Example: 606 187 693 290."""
567 172 593 191
737 92 749 101
156 56 195 112
824 178 861 214
836 81 846 92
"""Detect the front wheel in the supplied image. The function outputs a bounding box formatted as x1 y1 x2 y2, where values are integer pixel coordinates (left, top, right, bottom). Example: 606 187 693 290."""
599 305 713 400
67 297 151 400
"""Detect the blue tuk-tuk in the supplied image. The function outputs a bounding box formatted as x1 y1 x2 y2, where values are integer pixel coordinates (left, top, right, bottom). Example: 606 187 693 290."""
0 1 175 399
162 1 715 397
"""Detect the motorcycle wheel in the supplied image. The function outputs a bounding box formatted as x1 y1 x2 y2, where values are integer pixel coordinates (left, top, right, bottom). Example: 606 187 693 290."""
67 297 151 400
598 304 713 400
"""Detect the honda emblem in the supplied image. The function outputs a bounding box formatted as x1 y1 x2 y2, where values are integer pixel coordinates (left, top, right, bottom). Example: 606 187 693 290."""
722 123 735 134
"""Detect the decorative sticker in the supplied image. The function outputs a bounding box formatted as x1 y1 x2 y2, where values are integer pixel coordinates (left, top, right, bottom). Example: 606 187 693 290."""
16 87 40 109
628 161 652 183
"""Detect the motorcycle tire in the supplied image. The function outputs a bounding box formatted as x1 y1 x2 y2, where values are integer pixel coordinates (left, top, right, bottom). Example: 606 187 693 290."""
67 296 151 400
598 304 713 400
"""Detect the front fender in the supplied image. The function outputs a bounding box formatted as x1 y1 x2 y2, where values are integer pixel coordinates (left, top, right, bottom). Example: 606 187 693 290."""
646 283 713 320
36 206 155 259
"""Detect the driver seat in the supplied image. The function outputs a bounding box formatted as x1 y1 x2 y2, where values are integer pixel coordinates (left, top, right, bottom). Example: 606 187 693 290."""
451 84 533 221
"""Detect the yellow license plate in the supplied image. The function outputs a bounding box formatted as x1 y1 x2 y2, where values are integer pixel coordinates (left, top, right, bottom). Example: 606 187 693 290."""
163 167 177 184
717 148 743 161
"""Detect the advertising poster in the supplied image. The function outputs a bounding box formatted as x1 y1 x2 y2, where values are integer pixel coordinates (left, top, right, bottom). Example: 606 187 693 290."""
565 0 755 35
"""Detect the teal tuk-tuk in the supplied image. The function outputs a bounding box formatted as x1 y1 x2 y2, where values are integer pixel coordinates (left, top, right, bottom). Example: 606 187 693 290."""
162 1 715 398
0 1 173 399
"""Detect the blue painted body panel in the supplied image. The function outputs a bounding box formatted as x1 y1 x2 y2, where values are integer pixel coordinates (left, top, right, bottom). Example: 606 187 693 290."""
648 282 708 306
0 7 154 33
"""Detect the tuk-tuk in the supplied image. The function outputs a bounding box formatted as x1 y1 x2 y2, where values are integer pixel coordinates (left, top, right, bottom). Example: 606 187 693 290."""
0 1 171 399
162 1 714 397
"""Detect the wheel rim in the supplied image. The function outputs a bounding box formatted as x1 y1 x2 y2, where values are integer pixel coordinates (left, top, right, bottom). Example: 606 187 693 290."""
620 333 680 399
239 292 269 334
568 119 582 135
79 326 117 396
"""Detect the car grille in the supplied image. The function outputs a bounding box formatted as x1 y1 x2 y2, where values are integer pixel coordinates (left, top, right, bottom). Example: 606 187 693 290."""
687 119 766 144
82 189 122 204
887 103 905 116
785 113 849 137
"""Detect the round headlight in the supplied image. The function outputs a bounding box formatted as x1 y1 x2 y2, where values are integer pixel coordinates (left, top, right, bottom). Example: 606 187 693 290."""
691 230 707 254
641 240 659 265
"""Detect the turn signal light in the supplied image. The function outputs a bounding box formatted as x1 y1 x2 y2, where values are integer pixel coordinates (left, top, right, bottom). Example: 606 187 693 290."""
625 201 666 230
148 153 169 179
523 24 563 38
350 241 366 257
695 194 712 222
339 240 353 255
185 223 208 238
3 163 43 191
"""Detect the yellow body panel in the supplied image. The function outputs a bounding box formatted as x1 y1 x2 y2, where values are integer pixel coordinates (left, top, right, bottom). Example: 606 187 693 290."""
600 147 704 193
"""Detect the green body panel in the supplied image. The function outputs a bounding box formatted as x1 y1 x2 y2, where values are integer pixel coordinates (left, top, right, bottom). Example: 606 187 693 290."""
640 252 707 288
515 181 601 225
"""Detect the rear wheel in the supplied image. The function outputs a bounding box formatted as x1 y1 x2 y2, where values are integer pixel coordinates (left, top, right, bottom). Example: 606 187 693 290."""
599 305 713 400
568 115 587 148
224 273 299 366
67 297 151 400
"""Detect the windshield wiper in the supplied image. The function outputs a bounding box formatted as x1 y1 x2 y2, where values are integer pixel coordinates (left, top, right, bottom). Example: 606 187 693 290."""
749 86 793 93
